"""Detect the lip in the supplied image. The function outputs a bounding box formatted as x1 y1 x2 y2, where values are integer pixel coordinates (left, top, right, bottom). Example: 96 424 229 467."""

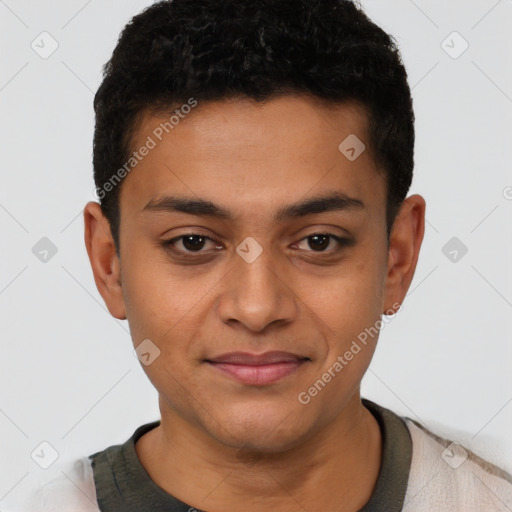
205 351 309 386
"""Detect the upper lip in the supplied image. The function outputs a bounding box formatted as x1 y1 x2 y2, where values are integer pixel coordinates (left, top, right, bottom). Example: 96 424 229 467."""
206 351 309 365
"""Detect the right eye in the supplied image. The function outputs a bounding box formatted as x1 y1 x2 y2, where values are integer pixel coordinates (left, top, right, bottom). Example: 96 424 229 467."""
163 233 224 255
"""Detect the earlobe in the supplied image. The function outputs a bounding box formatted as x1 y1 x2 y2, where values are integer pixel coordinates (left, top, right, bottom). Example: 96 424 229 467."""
382 194 426 313
83 201 127 320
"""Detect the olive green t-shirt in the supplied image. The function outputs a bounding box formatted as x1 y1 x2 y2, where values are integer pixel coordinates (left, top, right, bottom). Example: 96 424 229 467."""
89 399 412 511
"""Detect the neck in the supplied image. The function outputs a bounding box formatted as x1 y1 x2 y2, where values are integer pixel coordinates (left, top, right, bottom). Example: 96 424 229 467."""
135 393 382 512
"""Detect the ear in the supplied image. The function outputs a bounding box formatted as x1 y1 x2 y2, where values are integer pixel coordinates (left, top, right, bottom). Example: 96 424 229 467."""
83 201 127 320
382 194 426 314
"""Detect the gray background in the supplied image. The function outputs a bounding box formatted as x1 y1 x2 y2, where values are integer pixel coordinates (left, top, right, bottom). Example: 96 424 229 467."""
1 0 511 506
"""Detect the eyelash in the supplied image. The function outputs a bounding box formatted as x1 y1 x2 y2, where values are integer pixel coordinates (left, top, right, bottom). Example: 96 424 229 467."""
163 232 350 257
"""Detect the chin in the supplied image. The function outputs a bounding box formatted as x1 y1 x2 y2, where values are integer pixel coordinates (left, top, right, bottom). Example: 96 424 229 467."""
208 409 313 454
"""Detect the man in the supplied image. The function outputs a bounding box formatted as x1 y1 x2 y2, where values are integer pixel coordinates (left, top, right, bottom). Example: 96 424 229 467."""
23 0 512 510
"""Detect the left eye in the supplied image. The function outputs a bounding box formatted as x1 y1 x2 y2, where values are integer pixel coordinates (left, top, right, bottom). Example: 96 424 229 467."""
295 234 346 252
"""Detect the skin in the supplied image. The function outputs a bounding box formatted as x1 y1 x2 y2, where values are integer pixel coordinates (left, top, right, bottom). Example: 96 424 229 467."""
84 94 425 511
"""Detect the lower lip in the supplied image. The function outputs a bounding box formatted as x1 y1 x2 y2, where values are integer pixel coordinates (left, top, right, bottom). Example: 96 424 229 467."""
206 360 305 386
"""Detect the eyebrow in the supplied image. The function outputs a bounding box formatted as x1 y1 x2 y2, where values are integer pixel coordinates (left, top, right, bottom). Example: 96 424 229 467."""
141 192 365 222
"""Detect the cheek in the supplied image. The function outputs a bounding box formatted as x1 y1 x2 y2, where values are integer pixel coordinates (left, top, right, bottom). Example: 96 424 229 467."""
303 256 386 386
120 242 192 335
308 257 384 327
120 243 175 344
300 270 384 411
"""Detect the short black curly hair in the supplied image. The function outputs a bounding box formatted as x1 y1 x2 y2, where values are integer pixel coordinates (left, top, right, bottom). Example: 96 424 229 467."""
93 0 415 254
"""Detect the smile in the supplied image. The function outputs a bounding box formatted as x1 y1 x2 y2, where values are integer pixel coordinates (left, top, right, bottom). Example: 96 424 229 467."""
205 351 310 386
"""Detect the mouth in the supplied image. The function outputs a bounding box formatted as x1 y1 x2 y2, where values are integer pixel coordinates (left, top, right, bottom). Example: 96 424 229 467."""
204 351 310 386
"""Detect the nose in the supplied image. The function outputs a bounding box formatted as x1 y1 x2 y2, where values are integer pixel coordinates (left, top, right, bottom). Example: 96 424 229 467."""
216 245 298 333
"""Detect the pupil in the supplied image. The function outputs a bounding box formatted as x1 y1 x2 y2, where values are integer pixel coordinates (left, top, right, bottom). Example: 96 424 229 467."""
183 235 205 251
309 234 329 251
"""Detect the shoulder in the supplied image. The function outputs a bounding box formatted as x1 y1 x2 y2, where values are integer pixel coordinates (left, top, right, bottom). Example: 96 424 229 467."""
403 417 512 511
19 456 100 512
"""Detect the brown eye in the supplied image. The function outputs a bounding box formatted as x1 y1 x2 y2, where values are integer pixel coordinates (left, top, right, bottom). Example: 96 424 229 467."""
307 234 330 251
164 233 222 254
181 235 207 251
296 233 348 253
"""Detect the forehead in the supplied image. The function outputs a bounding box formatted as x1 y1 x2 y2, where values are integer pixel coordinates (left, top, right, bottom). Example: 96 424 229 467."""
119 95 385 225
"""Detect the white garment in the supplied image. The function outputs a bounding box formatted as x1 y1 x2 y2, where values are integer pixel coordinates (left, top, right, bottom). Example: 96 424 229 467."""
20 456 100 512
16 418 512 511
403 420 512 511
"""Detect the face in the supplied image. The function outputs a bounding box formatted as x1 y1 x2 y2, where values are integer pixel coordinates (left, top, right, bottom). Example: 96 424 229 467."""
85 95 424 453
